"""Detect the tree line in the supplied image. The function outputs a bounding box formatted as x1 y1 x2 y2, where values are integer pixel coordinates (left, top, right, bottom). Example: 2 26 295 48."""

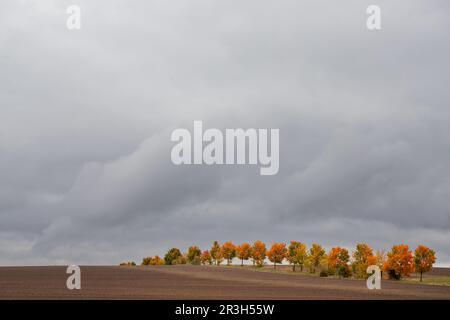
121 241 436 281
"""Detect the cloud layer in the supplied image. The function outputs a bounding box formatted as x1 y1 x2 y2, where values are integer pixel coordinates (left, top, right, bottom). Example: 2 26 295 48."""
1 0 449 265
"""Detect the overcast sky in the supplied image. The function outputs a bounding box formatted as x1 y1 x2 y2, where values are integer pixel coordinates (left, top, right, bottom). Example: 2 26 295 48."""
1 0 449 266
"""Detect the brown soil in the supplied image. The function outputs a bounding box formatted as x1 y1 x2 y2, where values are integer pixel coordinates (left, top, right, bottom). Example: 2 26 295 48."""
0 265 449 299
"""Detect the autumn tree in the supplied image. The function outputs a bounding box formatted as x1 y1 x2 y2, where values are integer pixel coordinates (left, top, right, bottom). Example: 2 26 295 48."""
351 243 377 279
187 246 202 265
221 241 237 265
383 244 414 280
286 241 308 272
376 250 387 277
236 243 251 266
327 247 350 278
164 248 182 265
150 255 164 265
172 254 187 265
267 243 287 269
307 243 325 273
142 255 164 266
414 245 436 282
200 250 213 265
252 240 267 267
141 256 152 266
210 241 223 265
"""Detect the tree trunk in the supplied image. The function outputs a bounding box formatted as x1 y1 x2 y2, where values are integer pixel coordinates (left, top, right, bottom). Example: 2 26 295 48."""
420 271 423 282
274 262 276 269
241 259 244 266
292 264 296 272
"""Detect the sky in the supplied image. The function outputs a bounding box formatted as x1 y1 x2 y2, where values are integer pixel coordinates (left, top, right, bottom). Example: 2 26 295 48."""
0 0 449 266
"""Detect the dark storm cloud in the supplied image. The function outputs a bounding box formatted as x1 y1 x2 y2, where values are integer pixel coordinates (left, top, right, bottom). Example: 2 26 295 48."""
0 0 449 265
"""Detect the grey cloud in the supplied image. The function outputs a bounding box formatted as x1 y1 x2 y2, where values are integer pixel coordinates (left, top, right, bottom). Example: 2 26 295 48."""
0 0 449 265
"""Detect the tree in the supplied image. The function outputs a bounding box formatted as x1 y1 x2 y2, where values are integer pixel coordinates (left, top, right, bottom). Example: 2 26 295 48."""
164 248 182 265
187 246 202 265
141 256 152 266
286 241 308 272
221 241 237 265
376 250 387 278
383 244 414 280
200 250 213 265
327 247 350 278
236 243 251 266
150 255 164 265
142 256 164 266
267 243 287 269
308 243 325 273
172 254 187 265
352 243 377 279
252 240 267 267
414 245 436 282
210 241 223 265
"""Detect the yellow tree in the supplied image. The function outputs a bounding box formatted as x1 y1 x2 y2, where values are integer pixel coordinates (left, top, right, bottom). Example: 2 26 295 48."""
164 248 182 265
252 240 267 267
267 243 287 269
352 243 377 278
141 256 151 266
308 243 325 273
221 241 237 265
414 245 436 282
376 249 387 277
187 246 202 265
210 241 223 265
286 241 308 272
150 255 165 265
236 243 251 266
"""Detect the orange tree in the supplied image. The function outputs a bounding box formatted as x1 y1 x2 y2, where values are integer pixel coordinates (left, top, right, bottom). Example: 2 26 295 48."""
286 241 308 272
383 244 414 279
200 250 213 265
328 247 350 278
221 241 237 265
236 243 251 266
352 243 377 278
414 245 436 282
252 240 267 267
267 243 287 269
